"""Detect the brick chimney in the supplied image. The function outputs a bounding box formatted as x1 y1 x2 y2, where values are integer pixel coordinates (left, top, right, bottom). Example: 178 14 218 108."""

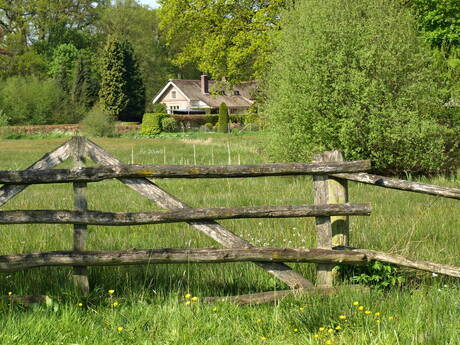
201 75 209 94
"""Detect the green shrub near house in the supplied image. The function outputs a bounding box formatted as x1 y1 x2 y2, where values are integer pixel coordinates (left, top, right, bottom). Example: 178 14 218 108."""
218 102 229 133
161 117 178 132
140 113 168 136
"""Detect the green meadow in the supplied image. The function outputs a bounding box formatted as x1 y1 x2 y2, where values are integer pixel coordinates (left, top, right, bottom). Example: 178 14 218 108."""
0 134 459 345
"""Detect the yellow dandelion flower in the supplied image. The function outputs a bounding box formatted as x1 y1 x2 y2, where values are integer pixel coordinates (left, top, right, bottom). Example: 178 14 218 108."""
374 312 381 317
185 301 191 305
352 301 359 306
77 303 83 307
256 319 262 323
108 289 115 295
376 320 381 324
299 307 305 311
8 291 12 296
327 328 334 334
339 315 347 320
293 328 299 333
117 326 123 332
325 340 333 345
335 325 342 331
364 310 371 315
212 307 218 312
260 336 267 341
191 296 199 302
358 306 364 311
388 316 394 320
185 293 192 299
319 327 325 332
112 301 119 307
313 334 320 338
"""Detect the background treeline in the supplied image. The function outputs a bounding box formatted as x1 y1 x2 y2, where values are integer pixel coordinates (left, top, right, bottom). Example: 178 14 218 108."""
0 0 459 175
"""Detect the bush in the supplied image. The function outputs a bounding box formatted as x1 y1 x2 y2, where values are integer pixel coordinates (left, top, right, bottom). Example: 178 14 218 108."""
218 102 229 133
80 105 115 137
204 114 219 125
0 109 9 127
140 113 166 136
161 117 178 132
264 0 459 176
0 76 67 125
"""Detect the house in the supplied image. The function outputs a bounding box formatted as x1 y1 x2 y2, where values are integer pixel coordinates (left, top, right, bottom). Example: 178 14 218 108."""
152 75 257 114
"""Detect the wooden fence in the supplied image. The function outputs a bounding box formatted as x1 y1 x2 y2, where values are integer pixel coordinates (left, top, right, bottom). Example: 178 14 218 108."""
0 137 459 298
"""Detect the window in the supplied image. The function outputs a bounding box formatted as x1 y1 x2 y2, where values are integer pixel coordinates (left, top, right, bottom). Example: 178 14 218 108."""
233 90 240 96
171 91 177 99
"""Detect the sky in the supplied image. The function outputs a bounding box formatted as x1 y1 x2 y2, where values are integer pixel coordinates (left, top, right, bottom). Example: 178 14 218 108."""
136 0 159 8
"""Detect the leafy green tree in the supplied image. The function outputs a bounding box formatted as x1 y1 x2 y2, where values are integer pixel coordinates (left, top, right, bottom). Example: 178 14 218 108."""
97 0 178 100
71 54 99 110
48 43 80 93
218 102 229 133
264 0 458 176
159 0 287 82
99 36 145 122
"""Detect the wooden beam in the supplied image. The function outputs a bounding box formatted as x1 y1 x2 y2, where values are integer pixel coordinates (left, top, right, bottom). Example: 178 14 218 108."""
0 248 368 272
0 160 371 184
0 139 72 206
82 138 314 289
71 137 89 294
0 203 371 225
332 172 460 200
1 247 458 279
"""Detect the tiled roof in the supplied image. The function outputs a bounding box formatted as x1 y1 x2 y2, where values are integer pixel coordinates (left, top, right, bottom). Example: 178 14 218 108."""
170 79 257 108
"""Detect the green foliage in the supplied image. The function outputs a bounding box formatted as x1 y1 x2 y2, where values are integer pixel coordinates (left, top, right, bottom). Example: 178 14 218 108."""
159 0 287 81
0 109 10 127
99 37 145 122
204 114 219 125
140 113 166 136
218 102 229 133
411 0 460 51
0 76 68 125
71 53 99 110
97 0 178 100
80 105 115 137
337 261 406 291
48 43 80 93
265 0 459 176
161 117 178 133
152 103 167 113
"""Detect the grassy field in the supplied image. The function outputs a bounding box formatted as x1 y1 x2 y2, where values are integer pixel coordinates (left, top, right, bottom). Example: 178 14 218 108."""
0 133 459 345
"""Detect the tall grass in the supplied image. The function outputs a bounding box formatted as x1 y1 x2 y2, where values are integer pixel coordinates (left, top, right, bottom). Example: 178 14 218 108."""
0 136 459 344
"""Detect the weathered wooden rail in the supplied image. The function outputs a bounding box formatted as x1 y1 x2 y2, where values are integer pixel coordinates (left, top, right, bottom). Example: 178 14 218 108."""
0 136 458 300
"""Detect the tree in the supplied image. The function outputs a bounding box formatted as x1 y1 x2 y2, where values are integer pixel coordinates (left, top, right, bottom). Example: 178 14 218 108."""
158 0 287 82
264 0 458 176
71 54 99 110
48 43 80 93
97 0 178 100
99 36 145 122
218 102 229 133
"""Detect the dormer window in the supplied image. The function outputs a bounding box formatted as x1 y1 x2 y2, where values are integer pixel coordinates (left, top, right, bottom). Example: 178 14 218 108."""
171 91 177 99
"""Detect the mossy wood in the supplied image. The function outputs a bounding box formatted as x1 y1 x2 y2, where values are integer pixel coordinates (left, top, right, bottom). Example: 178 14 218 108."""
0 248 458 278
0 161 371 184
0 204 371 225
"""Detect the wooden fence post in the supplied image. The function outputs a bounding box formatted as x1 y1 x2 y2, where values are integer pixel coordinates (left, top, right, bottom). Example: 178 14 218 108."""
72 137 89 294
313 151 349 286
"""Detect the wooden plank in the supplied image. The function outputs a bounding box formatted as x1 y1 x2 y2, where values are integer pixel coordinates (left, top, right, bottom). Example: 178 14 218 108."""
0 140 72 206
0 247 368 272
82 138 314 289
1 247 458 278
0 160 372 184
334 246 460 278
332 172 460 200
71 137 89 294
0 203 371 225
313 152 334 287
